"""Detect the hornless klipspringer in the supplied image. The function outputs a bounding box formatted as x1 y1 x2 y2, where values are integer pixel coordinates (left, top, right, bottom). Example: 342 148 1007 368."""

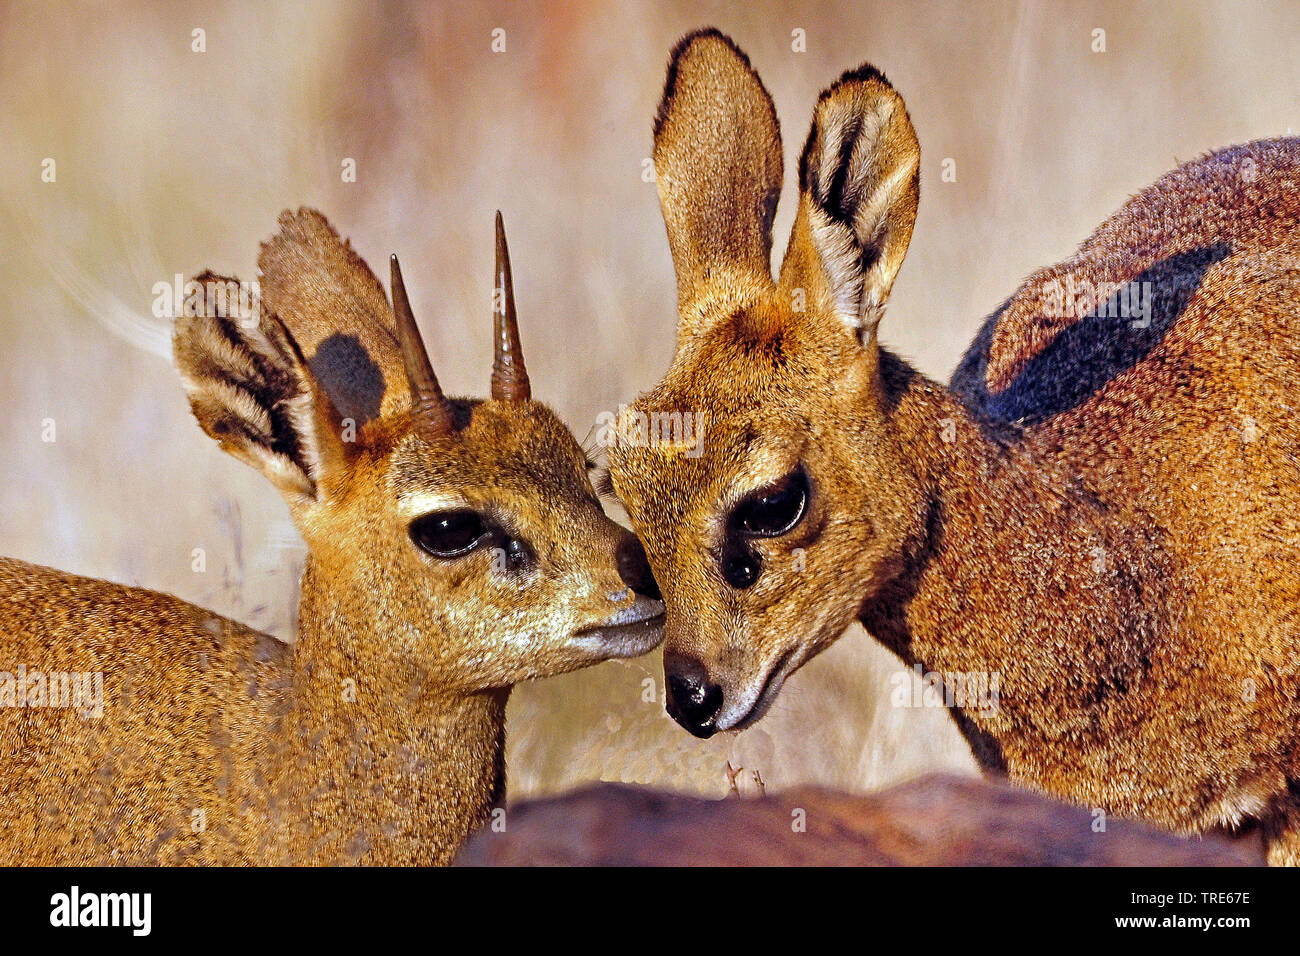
606 28 1300 863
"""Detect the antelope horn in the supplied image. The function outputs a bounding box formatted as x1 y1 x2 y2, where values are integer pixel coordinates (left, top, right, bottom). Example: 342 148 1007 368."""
491 211 531 402
390 254 454 436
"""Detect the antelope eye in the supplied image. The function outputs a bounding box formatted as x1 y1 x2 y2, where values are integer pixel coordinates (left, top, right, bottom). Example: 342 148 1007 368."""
730 469 809 538
409 510 489 558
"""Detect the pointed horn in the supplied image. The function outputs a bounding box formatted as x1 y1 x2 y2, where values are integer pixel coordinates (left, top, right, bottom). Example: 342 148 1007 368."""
491 211 531 402
390 254 453 436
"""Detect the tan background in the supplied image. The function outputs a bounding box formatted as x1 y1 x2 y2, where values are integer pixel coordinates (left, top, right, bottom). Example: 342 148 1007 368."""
3 0 1297 799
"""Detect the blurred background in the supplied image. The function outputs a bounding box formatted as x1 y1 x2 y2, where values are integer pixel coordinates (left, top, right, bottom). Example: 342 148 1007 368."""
3 0 1297 800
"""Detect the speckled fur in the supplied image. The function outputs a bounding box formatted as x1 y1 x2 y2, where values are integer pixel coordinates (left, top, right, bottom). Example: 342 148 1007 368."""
1 210 660 865
608 30 1300 863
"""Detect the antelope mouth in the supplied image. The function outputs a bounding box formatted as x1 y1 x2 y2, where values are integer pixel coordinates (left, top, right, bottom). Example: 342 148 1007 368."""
727 646 798 732
572 600 666 657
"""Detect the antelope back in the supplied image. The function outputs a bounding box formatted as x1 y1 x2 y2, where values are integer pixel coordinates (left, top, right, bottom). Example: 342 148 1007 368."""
175 210 662 691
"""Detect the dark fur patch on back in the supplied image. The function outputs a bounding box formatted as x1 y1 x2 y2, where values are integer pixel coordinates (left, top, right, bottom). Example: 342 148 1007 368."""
951 244 1232 424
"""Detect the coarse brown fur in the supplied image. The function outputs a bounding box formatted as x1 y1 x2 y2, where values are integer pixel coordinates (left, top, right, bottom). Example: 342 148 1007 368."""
0 209 663 865
607 29 1300 863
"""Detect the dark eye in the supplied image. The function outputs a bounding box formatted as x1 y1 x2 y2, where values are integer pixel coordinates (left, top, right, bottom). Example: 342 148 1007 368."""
730 469 809 538
409 510 489 558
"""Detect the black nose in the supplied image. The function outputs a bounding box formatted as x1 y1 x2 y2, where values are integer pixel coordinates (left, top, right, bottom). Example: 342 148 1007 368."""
664 652 723 737
616 534 661 601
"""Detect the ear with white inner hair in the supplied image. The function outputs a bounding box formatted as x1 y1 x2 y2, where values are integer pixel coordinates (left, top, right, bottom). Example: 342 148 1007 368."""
779 65 920 343
173 272 350 507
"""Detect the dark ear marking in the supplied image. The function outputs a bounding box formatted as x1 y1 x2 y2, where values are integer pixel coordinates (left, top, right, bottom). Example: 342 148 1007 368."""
257 207 405 423
174 271 339 500
789 61 920 334
310 333 385 424
797 64 892 201
822 111 863 223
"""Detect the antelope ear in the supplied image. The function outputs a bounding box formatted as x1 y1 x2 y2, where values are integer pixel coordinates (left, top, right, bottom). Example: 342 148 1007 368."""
257 208 406 426
779 65 920 342
173 272 349 507
652 29 782 333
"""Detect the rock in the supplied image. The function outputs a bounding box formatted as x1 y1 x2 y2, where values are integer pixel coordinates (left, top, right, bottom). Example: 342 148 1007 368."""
457 773 1264 866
